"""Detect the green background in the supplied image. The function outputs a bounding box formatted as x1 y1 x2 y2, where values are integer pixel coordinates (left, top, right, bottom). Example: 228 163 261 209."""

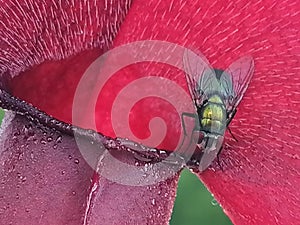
0 109 4 122
0 108 232 225
171 169 232 225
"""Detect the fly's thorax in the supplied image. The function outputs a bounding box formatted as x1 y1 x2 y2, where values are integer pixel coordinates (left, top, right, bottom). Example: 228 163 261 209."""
198 94 227 134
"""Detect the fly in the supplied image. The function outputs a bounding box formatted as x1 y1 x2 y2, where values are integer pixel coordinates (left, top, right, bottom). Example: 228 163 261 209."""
181 50 254 172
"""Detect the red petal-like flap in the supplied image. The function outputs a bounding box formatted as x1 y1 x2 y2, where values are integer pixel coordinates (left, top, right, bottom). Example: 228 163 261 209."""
1 0 300 224
110 0 300 224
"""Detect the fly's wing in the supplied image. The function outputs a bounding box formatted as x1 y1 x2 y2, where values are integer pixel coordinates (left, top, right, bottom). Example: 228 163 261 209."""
183 49 220 107
219 56 254 113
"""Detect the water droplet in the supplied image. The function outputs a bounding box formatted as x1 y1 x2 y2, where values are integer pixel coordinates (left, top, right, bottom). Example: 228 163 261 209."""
72 191 76 195
21 176 26 182
74 159 79 164
211 198 219 206
68 155 73 160
17 173 27 183
106 139 115 148
33 139 38 145
13 131 21 137
47 137 53 142
17 153 24 161
23 124 35 138
8 165 16 173
151 199 156 205
56 135 62 143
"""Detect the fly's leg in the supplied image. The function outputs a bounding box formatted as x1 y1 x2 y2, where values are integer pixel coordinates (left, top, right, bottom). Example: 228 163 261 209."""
216 145 224 171
226 109 238 142
226 108 237 126
179 112 199 150
227 127 238 142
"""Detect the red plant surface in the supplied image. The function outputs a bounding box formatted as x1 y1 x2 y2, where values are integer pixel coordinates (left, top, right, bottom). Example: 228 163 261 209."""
0 0 300 225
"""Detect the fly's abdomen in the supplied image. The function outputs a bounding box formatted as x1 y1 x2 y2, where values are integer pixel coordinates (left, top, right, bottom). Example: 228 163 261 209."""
200 103 226 134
